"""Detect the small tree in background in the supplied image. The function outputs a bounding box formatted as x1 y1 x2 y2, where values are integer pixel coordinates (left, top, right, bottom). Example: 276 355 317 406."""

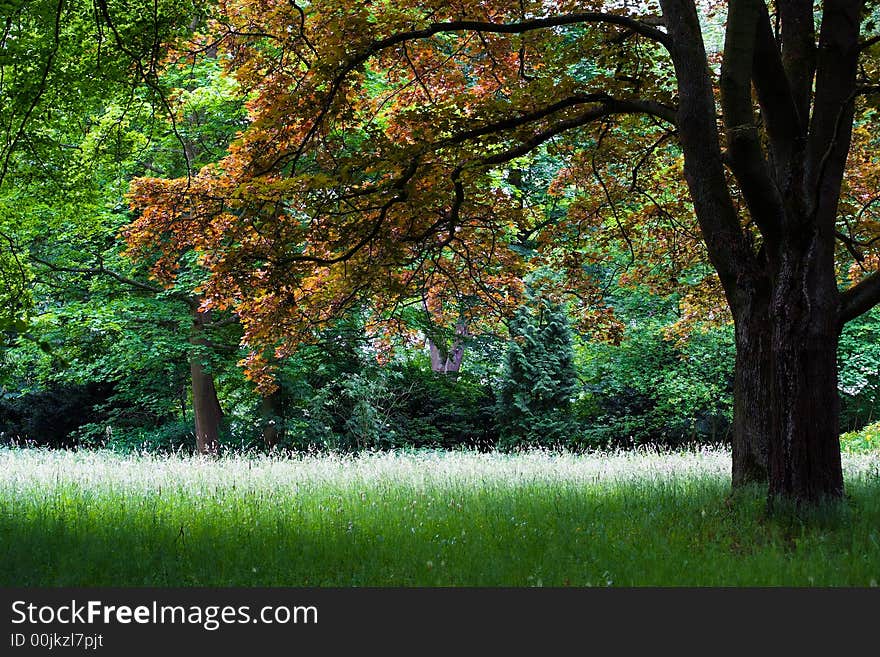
498 299 577 448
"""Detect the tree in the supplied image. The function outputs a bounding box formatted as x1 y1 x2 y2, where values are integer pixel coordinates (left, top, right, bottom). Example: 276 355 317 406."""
498 299 578 447
127 0 880 505
1 1 248 454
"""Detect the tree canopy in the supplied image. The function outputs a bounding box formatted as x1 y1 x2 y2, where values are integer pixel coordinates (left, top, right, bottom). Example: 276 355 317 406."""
123 0 880 504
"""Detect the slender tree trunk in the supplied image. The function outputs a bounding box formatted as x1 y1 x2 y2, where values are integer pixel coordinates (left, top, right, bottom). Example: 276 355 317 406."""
191 359 222 454
429 339 465 373
767 248 843 504
731 286 772 487
190 308 222 455
261 391 283 448
428 319 467 374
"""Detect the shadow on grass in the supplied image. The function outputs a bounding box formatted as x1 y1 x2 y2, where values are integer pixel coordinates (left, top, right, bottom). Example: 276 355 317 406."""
2 473 878 587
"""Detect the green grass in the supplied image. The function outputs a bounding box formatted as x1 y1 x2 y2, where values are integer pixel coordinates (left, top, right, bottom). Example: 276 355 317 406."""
1 447 878 586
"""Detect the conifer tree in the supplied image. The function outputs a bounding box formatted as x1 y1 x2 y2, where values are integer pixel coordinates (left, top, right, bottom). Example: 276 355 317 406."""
498 299 577 447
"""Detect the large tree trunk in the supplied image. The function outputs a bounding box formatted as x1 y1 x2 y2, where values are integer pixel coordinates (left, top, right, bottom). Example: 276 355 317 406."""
766 247 844 504
731 258 844 503
730 235 845 503
190 309 222 455
731 287 771 487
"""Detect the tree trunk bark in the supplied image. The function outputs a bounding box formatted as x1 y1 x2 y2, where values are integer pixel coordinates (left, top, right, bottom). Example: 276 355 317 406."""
429 339 465 373
766 251 844 504
428 319 467 374
190 309 222 455
191 359 222 455
731 288 772 487
261 391 283 449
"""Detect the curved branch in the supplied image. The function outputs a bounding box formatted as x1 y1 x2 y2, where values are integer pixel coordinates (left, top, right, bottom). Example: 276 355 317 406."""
835 229 865 263
370 13 671 49
858 33 880 52
30 255 165 295
659 0 756 309
270 93 675 267
95 0 194 181
476 99 676 169
840 271 880 325
439 94 677 152
277 156 422 267
286 12 672 171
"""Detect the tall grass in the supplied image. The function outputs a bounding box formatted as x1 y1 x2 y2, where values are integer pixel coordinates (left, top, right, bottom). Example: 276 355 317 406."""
1 447 878 586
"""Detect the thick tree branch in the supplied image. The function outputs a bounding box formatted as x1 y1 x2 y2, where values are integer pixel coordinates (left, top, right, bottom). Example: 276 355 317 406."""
369 14 671 50
778 0 817 125
435 94 676 150
807 0 863 237
840 271 880 325
475 99 674 168
858 33 880 51
31 255 163 294
658 0 756 309
751 2 804 181
720 0 784 245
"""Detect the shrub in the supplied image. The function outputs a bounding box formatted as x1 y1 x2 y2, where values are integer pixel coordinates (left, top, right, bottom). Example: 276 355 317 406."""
838 308 880 431
575 323 734 448
388 363 497 449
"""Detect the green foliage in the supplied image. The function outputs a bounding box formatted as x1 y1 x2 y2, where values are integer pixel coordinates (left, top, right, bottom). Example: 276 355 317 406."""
73 419 195 454
0 246 31 332
270 337 497 452
388 362 497 449
497 299 577 448
838 308 880 431
0 383 114 447
308 371 399 451
2 293 194 428
0 12 250 454
3 0 880 459
576 318 735 448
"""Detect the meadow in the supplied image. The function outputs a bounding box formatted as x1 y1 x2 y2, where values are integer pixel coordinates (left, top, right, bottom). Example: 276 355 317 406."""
1 447 879 587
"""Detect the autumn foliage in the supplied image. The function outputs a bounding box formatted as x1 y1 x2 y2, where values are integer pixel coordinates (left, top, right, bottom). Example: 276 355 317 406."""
125 0 687 387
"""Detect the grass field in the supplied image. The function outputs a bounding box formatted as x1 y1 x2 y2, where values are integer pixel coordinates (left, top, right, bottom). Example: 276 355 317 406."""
1 447 878 586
